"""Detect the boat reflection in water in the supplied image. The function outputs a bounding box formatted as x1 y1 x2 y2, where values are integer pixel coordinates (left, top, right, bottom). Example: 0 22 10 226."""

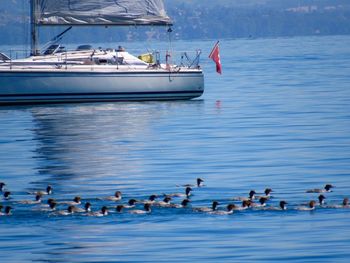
30 101 204 194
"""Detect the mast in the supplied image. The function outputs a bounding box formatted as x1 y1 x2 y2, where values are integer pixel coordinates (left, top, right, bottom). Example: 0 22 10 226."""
30 0 39 56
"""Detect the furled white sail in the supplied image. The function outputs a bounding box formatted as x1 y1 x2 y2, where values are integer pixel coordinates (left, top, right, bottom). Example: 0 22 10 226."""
35 0 172 26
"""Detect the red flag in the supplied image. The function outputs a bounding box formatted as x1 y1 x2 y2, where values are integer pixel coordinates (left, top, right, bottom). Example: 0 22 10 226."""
209 41 222 74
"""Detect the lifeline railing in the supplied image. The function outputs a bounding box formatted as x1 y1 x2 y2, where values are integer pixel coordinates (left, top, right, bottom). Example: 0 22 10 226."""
0 48 202 71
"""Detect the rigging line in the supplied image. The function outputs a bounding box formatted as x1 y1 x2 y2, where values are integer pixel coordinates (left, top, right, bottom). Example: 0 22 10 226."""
146 0 151 16
23 0 29 55
40 0 47 14
167 27 173 65
113 0 128 13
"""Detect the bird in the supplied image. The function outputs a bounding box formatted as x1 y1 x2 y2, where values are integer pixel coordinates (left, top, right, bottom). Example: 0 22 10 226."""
129 203 152 214
263 201 288 211
101 191 122 202
256 188 273 199
54 205 75 216
84 202 92 212
251 197 268 208
279 201 288 210
47 198 56 205
87 206 108 217
154 196 172 207
165 187 192 198
178 178 205 188
193 201 219 212
209 204 235 215
71 202 91 213
0 182 6 192
58 196 82 206
233 200 252 211
28 185 53 195
122 199 138 208
342 198 349 207
195 178 205 187
116 205 124 213
45 198 56 207
17 194 42 204
35 201 57 212
326 198 350 209
3 191 11 200
318 194 326 206
167 199 191 209
306 184 334 193
0 206 12 216
139 195 158 204
37 198 56 210
46 201 57 211
296 201 317 211
232 190 256 201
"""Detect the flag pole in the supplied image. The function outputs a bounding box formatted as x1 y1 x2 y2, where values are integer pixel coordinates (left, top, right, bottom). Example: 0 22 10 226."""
209 41 222 74
209 41 220 58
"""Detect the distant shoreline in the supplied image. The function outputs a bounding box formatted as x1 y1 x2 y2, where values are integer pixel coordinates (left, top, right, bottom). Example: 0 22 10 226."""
1 0 350 45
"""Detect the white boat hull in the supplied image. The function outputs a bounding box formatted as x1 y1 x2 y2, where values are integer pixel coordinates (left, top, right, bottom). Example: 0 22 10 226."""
0 69 204 104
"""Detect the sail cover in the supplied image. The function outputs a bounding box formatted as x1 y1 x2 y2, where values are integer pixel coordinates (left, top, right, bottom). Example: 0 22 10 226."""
35 0 172 25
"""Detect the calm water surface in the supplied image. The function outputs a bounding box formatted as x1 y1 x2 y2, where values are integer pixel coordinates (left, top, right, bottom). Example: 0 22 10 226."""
1 36 350 262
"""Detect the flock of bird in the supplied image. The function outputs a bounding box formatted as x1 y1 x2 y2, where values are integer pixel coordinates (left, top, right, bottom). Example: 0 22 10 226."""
0 179 349 217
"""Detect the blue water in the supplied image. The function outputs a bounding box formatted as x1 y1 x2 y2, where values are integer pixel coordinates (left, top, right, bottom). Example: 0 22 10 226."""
1 35 350 262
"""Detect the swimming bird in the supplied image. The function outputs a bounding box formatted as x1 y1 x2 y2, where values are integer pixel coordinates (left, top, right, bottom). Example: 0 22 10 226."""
3 191 11 200
87 206 108 217
84 202 92 212
318 194 326 206
279 201 288 210
193 201 219 212
195 178 205 187
0 182 6 192
233 200 252 211
129 203 152 214
101 191 122 202
209 204 235 215
165 187 192 198
55 205 75 216
29 185 53 195
326 198 350 209
36 201 57 212
154 196 172 207
168 199 191 209
17 194 42 204
58 196 82 206
139 195 158 204
178 178 205 188
116 205 124 213
343 198 349 207
122 199 137 208
256 188 273 199
48 198 56 205
47 201 57 211
0 206 12 216
306 184 334 193
251 197 268 208
37 198 56 210
263 201 288 211
232 190 256 201
71 202 91 213
296 201 317 211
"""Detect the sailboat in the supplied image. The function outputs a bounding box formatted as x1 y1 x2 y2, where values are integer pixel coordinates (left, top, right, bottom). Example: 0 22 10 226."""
0 0 204 105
